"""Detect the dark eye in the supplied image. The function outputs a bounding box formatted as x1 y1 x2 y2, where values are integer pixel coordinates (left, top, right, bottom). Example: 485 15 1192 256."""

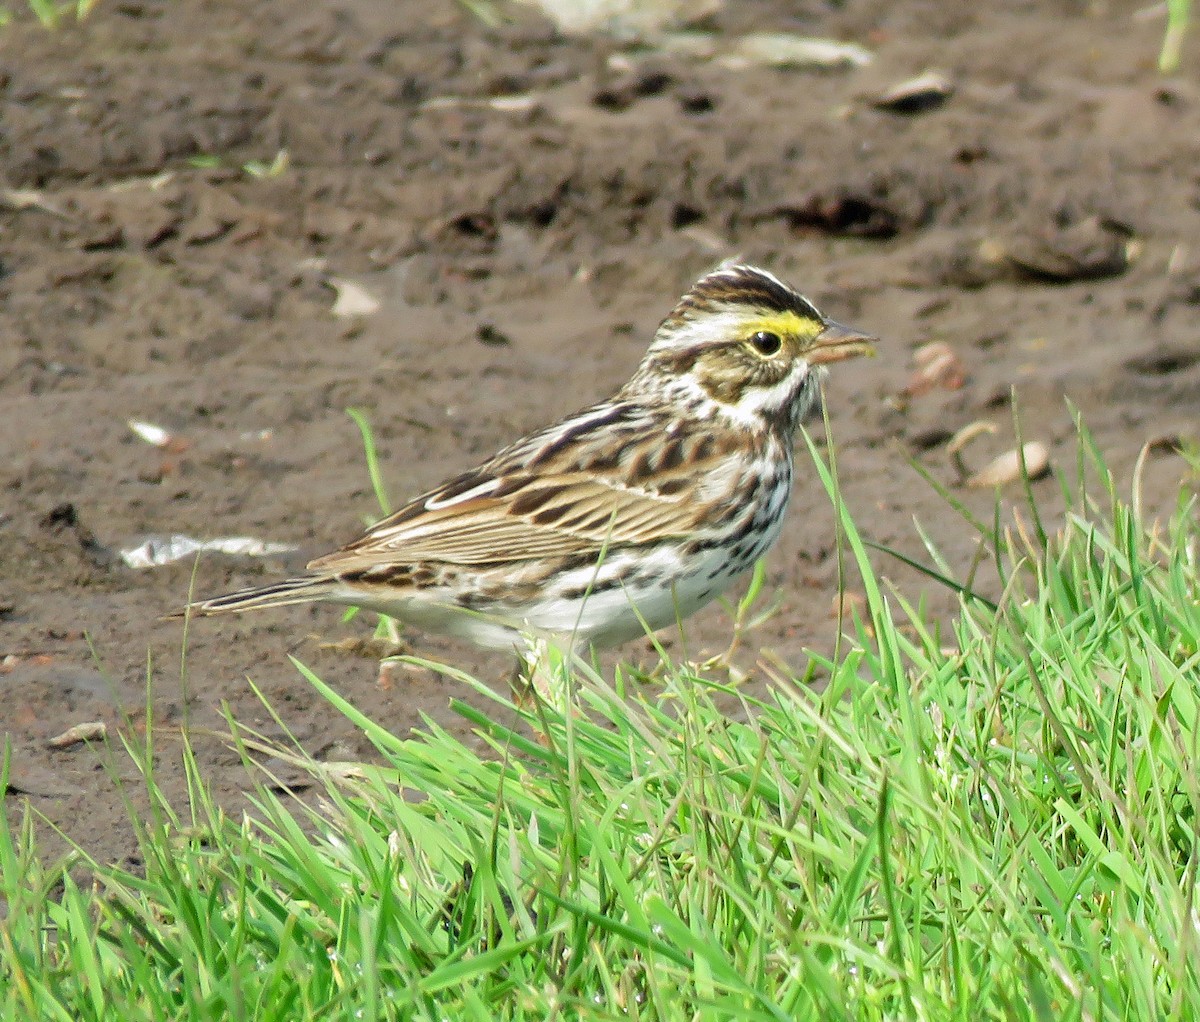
749 331 782 356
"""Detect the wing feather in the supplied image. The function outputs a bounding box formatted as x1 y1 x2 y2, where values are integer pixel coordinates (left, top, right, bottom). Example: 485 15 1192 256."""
307 403 743 574
309 475 705 572
307 427 739 574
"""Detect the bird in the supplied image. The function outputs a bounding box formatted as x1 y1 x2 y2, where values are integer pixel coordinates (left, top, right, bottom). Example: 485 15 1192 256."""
181 263 875 693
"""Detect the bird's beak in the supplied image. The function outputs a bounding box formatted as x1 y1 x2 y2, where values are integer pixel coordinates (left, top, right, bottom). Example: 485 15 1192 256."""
808 319 877 366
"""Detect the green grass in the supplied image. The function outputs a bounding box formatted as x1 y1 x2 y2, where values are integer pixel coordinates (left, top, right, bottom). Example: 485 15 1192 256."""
3 420 1199 1020
3 0 98 29
1161 0 1193 72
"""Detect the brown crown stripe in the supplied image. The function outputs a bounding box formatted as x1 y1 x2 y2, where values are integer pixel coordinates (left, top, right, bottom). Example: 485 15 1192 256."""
668 267 822 324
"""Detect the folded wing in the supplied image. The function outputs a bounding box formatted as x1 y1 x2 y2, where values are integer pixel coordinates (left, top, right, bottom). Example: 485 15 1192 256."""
307 402 739 574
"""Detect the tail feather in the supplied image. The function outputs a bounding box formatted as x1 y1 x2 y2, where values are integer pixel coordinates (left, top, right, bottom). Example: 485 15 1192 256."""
172 575 339 619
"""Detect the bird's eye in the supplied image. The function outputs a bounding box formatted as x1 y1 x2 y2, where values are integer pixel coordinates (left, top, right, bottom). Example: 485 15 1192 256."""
749 331 783 357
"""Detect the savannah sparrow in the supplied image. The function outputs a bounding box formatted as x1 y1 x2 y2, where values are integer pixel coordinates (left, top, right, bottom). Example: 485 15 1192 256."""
183 264 875 680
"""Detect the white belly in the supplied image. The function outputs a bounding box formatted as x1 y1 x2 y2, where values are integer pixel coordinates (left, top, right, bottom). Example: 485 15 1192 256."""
329 511 785 654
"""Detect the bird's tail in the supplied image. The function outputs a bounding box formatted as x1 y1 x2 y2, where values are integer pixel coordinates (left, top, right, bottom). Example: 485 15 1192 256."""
172 575 340 619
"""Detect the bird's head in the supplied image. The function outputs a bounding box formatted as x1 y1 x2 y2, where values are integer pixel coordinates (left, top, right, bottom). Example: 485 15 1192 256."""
625 263 876 434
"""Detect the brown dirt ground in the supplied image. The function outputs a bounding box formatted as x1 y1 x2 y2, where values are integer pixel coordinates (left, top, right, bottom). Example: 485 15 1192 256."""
2 0 1198 869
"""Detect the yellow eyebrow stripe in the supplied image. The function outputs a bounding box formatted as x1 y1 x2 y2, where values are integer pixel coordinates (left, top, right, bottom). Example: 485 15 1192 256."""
742 311 822 342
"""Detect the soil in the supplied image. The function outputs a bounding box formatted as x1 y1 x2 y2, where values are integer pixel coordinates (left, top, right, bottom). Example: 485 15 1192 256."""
2 0 1198 870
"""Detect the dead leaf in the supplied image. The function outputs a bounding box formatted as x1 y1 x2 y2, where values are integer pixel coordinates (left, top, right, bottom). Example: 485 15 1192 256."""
328 278 381 318
47 721 108 748
967 443 1051 488
947 421 998 480
872 69 954 113
719 33 873 70
128 419 173 447
1 187 69 218
127 419 190 453
120 534 297 569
